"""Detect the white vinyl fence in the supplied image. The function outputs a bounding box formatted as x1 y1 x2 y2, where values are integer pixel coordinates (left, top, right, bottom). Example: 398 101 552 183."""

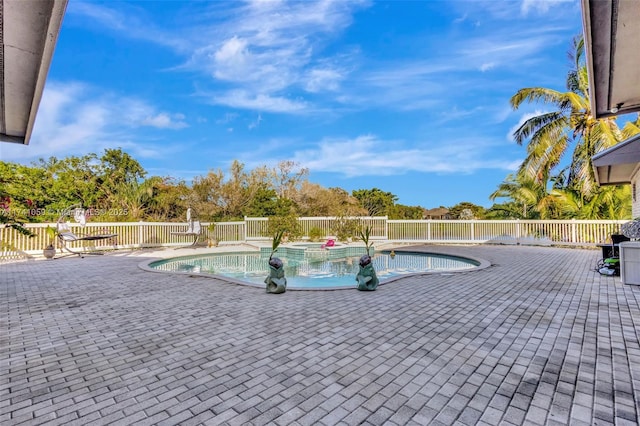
0 217 628 260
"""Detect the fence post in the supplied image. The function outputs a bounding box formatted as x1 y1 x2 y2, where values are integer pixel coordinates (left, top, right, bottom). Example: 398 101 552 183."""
138 221 144 248
471 221 475 242
384 216 388 239
243 217 247 242
571 219 577 243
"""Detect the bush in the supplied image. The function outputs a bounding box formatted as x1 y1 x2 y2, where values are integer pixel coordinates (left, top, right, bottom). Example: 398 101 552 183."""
331 216 360 242
267 214 303 242
308 227 325 242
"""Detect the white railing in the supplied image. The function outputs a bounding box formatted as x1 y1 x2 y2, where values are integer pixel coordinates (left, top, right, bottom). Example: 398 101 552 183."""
243 216 388 239
0 217 628 260
387 219 625 245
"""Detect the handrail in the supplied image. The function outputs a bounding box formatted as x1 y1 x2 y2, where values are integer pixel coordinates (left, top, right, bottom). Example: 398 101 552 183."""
0 217 628 260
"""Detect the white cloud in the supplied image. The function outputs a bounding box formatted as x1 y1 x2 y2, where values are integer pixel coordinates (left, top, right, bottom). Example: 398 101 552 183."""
186 0 369 110
453 13 468 24
215 113 238 125
248 113 263 130
250 134 518 178
213 36 252 81
305 68 343 93
141 113 188 129
0 82 187 162
212 90 307 113
69 0 578 120
347 62 452 110
521 0 574 16
113 99 189 129
479 62 495 72
460 37 550 70
70 2 189 51
431 105 486 125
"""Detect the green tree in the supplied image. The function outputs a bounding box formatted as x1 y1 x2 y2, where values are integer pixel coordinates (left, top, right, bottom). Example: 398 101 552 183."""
490 174 549 219
221 161 272 220
485 201 530 220
352 188 397 216
551 186 631 219
387 204 424 220
106 180 154 221
292 182 365 217
99 148 146 185
510 36 622 198
98 148 147 216
267 213 302 241
190 169 225 221
504 36 639 219
0 163 38 235
0 161 51 221
448 202 486 220
244 186 284 217
326 188 366 217
37 154 104 217
145 176 190 221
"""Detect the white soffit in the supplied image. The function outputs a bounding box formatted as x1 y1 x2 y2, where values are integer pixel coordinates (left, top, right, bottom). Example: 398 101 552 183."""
0 0 67 145
582 0 640 119
593 134 640 185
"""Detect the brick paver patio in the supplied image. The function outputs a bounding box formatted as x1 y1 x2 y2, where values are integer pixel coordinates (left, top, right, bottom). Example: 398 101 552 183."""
2 245 640 425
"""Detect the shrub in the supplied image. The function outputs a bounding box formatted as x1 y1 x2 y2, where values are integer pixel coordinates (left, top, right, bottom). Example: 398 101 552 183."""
267 214 303 242
308 226 325 242
331 216 360 242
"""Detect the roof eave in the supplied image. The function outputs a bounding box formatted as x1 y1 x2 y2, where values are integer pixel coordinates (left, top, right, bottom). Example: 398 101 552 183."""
0 0 68 145
23 0 67 146
581 0 640 119
592 134 640 185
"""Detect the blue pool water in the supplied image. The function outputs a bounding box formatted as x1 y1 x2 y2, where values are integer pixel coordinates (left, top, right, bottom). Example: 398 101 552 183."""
149 251 480 290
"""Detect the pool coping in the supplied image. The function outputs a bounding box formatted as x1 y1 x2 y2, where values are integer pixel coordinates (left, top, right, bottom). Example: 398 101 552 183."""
137 247 492 291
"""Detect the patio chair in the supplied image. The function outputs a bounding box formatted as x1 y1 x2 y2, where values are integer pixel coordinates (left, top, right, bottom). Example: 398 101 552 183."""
56 210 118 258
170 208 202 247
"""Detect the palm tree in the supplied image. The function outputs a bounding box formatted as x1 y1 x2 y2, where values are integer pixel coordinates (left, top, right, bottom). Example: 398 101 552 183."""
503 36 640 219
510 36 622 199
490 173 553 219
551 186 631 219
621 114 640 139
107 180 153 221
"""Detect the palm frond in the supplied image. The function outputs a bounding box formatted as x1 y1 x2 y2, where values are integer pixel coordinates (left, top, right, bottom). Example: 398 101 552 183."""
270 230 285 260
621 114 640 139
358 225 372 256
510 88 565 110
512 112 566 145
564 92 589 111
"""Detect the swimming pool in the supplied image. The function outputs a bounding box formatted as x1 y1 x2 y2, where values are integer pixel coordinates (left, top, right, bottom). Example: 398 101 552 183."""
147 250 482 290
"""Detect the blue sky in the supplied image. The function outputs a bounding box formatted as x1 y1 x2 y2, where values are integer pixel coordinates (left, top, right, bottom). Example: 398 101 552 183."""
1 0 587 208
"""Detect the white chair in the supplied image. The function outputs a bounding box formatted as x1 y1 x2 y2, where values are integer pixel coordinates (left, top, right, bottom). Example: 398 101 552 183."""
171 208 202 247
56 209 118 258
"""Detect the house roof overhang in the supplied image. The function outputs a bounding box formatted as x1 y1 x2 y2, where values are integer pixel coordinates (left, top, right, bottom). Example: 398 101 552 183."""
593 133 640 185
0 0 67 145
582 0 640 119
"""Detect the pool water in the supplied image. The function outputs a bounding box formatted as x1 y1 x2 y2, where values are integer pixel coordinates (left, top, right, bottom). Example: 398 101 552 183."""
149 251 479 289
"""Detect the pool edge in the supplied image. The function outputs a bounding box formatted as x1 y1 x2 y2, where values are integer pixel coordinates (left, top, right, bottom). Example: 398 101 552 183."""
138 249 492 291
